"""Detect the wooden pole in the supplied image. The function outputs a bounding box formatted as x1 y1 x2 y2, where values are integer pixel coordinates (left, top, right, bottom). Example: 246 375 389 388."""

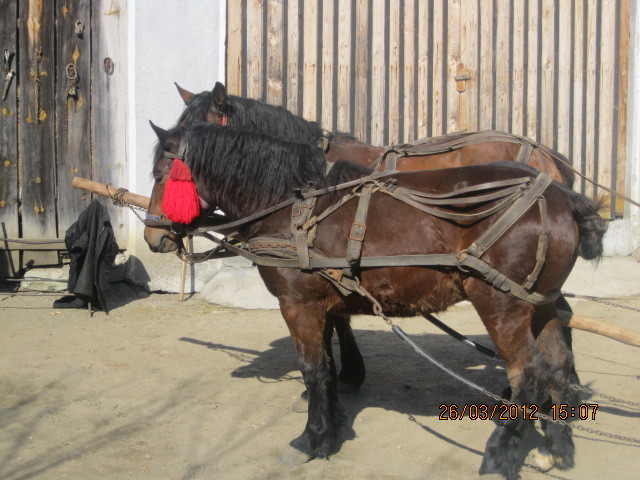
558 309 640 348
71 177 150 210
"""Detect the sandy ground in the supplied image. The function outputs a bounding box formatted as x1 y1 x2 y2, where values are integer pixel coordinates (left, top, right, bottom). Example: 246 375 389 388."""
1 281 639 480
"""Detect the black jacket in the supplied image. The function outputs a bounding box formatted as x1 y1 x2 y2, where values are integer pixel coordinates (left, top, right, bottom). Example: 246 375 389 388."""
64 200 119 311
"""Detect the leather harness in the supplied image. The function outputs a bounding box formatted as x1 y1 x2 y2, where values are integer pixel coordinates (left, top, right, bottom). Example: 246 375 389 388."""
146 133 560 307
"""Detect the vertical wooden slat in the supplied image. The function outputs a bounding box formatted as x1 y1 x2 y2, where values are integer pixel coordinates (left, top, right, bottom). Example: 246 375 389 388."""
597 0 616 207
336 0 351 132
479 0 494 130
286 0 300 113
0 0 19 275
585 0 598 198
354 0 369 140
302 0 318 121
401 0 415 142
446 0 461 133
388 0 400 144
572 0 586 192
617 0 630 215
246 0 263 100
91 0 128 245
511 0 525 135
459 0 478 132
431 0 444 136
370 0 385 145
494 0 510 132
226 0 243 95
56 0 92 235
556 0 571 156
321 0 334 129
266 0 283 105
540 0 556 147
19 0 57 265
526 0 539 139
416 0 429 139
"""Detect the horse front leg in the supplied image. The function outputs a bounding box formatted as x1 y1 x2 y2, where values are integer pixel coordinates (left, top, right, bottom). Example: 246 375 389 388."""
278 303 344 466
291 313 365 413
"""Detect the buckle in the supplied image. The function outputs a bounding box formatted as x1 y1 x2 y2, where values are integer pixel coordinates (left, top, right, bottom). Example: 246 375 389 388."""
349 222 366 242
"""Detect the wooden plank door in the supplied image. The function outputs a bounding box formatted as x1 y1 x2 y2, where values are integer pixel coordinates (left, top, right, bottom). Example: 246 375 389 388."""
56 0 92 234
18 0 58 267
0 0 19 276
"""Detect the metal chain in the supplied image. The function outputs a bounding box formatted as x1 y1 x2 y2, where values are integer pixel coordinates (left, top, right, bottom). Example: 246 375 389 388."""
357 284 640 444
561 291 640 313
566 382 640 407
108 186 147 223
32 47 43 124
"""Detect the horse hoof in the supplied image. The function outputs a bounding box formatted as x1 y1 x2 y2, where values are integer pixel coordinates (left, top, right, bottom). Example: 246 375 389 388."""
291 393 308 413
277 445 313 466
336 382 359 394
525 448 555 472
476 474 507 480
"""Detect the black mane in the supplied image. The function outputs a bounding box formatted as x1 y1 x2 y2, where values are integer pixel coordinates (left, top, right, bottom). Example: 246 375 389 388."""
157 124 371 219
177 91 324 145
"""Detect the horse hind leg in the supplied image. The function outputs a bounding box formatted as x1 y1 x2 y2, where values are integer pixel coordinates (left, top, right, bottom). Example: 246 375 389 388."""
527 308 576 472
291 313 365 413
332 313 366 393
465 282 551 480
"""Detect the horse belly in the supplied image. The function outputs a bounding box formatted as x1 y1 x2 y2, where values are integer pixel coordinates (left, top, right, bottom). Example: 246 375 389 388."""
359 266 466 316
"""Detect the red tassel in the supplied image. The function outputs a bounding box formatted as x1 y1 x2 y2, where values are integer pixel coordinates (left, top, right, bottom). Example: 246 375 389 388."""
162 158 201 224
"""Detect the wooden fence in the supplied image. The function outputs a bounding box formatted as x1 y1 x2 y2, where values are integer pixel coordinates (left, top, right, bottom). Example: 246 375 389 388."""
0 0 128 277
226 0 631 216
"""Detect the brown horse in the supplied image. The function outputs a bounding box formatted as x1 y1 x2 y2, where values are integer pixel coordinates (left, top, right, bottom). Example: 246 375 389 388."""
174 82 574 185
144 123 607 479
172 82 581 396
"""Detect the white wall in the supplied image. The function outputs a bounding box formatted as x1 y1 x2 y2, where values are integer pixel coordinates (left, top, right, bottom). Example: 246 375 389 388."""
126 0 228 292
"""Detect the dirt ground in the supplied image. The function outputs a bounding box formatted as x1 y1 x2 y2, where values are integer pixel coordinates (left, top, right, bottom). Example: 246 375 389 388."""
1 282 639 480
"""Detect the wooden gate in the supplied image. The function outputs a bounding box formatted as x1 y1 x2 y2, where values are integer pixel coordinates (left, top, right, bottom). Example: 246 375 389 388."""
0 0 128 277
226 0 630 217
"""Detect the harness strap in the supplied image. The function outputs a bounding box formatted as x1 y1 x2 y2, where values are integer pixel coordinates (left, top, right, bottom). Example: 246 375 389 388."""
523 197 550 290
515 142 534 164
194 234 559 306
291 195 316 270
467 173 553 257
346 185 373 264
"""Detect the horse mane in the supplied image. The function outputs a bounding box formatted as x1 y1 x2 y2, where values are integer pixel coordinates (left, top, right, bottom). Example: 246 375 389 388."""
176 90 325 145
230 96 324 144
166 125 368 218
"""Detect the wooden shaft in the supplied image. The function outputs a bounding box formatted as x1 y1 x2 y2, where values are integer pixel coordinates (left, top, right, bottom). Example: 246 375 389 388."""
558 309 640 348
72 177 150 210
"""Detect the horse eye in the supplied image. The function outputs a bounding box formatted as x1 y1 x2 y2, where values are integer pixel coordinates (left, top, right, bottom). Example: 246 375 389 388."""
154 175 164 183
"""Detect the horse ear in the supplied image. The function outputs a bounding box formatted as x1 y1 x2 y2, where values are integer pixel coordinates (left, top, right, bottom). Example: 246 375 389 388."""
211 82 229 110
174 82 195 105
149 120 170 143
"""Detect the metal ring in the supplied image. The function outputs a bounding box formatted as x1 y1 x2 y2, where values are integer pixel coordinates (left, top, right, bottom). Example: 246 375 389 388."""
65 63 77 80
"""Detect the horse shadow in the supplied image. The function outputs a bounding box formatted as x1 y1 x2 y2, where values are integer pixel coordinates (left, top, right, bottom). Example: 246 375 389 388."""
180 324 512 456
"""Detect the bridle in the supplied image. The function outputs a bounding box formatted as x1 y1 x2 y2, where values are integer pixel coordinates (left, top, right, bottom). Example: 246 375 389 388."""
144 139 213 230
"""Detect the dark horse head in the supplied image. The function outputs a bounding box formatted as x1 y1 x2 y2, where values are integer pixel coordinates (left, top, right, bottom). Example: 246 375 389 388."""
143 120 371 252
175 82 325 145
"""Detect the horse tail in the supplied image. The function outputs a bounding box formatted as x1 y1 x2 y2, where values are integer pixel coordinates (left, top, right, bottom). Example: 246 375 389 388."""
565 188 608 261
